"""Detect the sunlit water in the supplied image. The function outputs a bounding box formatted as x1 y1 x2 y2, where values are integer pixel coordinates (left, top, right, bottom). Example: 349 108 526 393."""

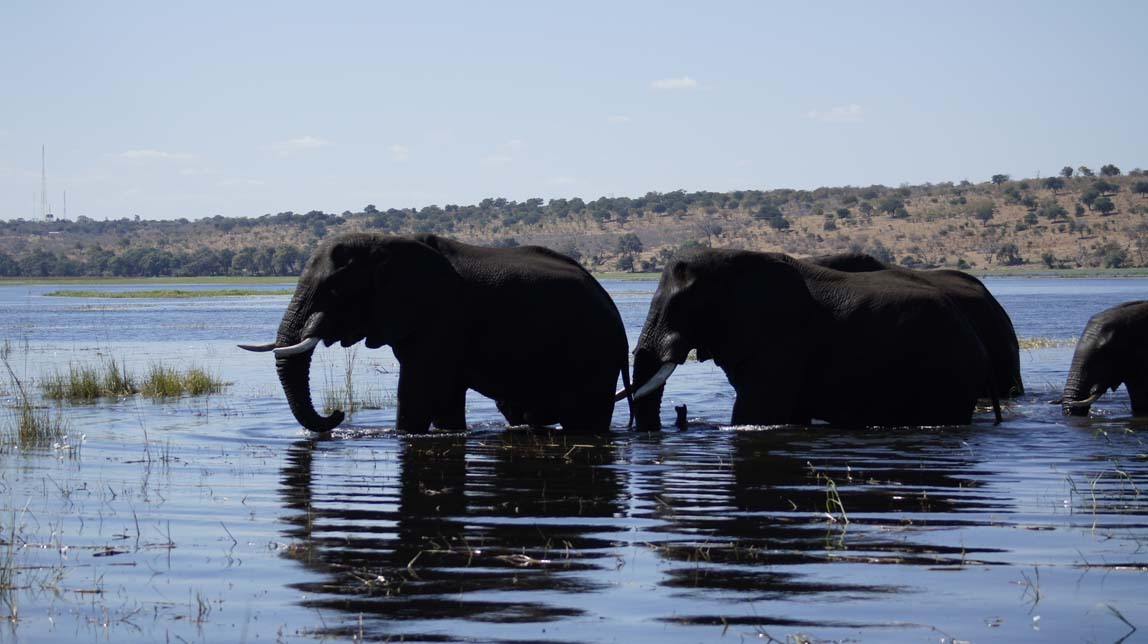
0 278 1146 643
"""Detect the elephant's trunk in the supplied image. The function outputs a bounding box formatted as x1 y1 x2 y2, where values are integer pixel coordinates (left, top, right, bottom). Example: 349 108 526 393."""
276 351 345 432
275 301 345 432
631 349 667 431
1061 327 1103 416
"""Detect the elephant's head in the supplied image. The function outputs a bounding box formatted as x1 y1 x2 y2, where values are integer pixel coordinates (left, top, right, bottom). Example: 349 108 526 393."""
1062 302 1148 416
629 250 816 430
240 233 462 432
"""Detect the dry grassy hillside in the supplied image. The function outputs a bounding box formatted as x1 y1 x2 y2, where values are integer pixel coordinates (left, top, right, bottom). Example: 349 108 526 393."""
1 170 1146 277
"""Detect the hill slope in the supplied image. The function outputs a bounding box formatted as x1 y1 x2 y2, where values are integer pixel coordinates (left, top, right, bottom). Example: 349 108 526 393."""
2 171 1146 277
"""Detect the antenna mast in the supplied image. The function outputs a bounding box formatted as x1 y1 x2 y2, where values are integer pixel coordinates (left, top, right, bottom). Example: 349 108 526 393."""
41 145 48 221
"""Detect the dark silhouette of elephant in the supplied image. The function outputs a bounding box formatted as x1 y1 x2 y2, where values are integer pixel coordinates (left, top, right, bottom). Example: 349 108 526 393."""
1061 300 1148 416
807 253 1023 398
242 232 630 433
627 248 999 430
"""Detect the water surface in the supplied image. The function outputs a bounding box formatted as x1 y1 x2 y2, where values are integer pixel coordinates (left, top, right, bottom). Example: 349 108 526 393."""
0 277 1146 643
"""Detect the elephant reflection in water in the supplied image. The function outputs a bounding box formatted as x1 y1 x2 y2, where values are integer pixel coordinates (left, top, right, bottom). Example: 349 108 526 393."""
278 433 624 635
632 428 1000 604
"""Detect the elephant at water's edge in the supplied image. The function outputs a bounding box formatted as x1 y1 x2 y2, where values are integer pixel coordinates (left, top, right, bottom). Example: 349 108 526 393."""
807 252 1023 398
628 248 999 431
241 232 630 433
1061 301 1148 416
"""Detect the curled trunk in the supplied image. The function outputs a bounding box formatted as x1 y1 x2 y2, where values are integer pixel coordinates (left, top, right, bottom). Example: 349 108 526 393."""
275 298 345 432
276 352 345 432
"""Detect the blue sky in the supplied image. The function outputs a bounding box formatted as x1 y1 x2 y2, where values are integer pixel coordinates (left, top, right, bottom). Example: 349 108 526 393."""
2 1 1145 221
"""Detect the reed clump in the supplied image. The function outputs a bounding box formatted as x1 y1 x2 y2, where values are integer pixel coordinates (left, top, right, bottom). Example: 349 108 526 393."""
41 358 137 401
2 346 67 448
38 357 224 401
141 363 224 398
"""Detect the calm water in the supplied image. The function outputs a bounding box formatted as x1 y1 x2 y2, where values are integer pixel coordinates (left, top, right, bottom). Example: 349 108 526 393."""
0 277 1147 643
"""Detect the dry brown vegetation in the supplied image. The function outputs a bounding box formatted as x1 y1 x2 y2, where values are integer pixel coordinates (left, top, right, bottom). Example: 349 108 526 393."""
2 170 1146 277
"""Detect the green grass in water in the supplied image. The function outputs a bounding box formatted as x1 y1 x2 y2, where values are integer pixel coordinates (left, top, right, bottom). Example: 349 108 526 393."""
141 363 224 398
40 358 223 401
41 358 137 401
45 289 293 299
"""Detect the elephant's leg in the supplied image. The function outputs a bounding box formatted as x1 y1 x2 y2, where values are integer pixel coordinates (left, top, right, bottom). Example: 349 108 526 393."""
1126 377 1148 417
727 363 810 426
432 384 467 430
731 392 809 426
396 363 465 433
558 398 615 434
496 399 527 426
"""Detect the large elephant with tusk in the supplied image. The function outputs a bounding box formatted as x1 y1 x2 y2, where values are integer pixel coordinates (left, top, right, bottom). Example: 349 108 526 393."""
624 248 1000 431
1060 301 1148 416
242 232 630 433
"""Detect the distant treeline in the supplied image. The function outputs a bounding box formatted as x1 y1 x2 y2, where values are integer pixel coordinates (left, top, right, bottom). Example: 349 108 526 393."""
0 244 309 278
0 188 799 277
3 168 1148 277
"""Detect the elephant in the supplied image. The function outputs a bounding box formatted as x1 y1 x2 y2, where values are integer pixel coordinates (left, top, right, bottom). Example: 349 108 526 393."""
806 253 1023 398
627 248 999 431
241 232 630 433
1061 300 1148 416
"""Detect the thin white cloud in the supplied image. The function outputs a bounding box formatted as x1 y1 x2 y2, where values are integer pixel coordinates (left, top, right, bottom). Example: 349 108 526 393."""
481 154 513 166
807 104 864 123
607 115 632 125
115 149 197 161
266 135 333 155
389 144 409 162
216 178 266 188
179 167 216 176
480 139 528 166
650 76 698 91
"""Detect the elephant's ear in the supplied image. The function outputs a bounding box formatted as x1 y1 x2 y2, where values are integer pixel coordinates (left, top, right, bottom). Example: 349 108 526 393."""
367 238 464 345
715 255 818 362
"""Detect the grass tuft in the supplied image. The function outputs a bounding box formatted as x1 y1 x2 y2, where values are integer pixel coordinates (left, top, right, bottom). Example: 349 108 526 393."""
2 346 67 448
141 363 224 398
41 358 138 401
1018 336 1076 350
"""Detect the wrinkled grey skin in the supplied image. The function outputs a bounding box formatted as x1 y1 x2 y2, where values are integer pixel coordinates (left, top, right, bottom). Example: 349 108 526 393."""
243 233 630 433
630 248 995 431
1062 300 1148 416
807 253 1023 398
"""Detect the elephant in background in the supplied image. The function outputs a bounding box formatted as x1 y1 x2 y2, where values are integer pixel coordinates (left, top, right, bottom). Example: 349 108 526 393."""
628 248 998 430
241 233 630 433
1061 301 1148 416
807 253 1023 398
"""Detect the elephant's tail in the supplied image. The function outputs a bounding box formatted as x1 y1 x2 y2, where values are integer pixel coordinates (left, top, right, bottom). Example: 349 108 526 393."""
620 350 634 429
986 365 1003 425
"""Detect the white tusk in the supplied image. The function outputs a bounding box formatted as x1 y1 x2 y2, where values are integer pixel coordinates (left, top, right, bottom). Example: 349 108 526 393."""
632 363 677 400
615 387 630 401
1063 391 1103 408
273 336 321 357
238 342 278 352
